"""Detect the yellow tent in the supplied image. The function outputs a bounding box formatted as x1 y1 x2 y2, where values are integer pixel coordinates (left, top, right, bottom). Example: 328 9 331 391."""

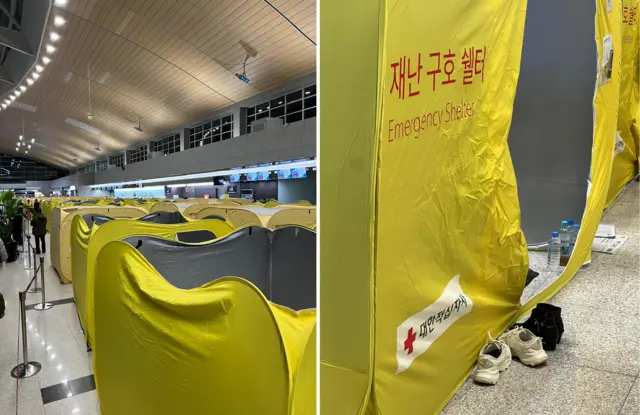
149 201 180 213
194 205 317 229
92 235 315 414
50 206 147 283
73 216 235 348
607 0 640 205
321 0 626 414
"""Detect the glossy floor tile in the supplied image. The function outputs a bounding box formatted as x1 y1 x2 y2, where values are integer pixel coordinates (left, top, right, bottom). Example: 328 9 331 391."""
444 181 640 414
0 235 98 414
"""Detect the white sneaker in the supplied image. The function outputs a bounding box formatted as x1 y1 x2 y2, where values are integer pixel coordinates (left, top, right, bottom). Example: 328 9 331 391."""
474 340 511 385
499 326 548 367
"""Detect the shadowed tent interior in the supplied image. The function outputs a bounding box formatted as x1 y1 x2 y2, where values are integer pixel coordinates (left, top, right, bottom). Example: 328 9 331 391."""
137 211 189 224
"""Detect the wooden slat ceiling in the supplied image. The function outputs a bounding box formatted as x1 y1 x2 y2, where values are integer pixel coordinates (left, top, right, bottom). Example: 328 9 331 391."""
0 0 316 168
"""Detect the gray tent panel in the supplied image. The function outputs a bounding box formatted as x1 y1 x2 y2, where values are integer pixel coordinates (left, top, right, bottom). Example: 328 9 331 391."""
271 227 316 310
176 230 216 243
121 226 271 293
138 211 188 224
81 214 113 228
508 0 595 244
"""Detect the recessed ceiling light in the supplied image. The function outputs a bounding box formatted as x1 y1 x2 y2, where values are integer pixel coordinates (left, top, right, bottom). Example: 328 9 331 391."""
19 135 22 140
19 85 26 92
14 91 21 97
1 104 5 109
31 138 35 143
9 95 15 101
42 56 51 65
32 73 40 80
49 32 61 42
16 148 19 152
26 78 34 85
35 65 44 73
4 99 10 105
54 0 68 6
28 145 31 149
54 16 66 26
25 151 28 154
45 44 56 54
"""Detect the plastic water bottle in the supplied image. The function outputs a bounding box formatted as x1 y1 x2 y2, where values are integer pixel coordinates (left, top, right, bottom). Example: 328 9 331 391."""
567 219 578 255
548 232 561 269
559 221 571 266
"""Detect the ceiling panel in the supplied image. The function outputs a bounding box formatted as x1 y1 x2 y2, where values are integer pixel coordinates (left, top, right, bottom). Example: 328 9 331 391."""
0 0 316 168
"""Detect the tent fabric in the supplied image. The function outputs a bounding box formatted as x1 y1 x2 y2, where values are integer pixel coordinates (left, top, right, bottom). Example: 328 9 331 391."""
51 206 148 283
120 225 316 310
267 208 316 230
322 1 529 414
137 211 189 224
149 202 180 213
74 218 235 347
607 0 640 205
193 206 263 226
92 241 315 415
193 205 317 229
81 214 113 228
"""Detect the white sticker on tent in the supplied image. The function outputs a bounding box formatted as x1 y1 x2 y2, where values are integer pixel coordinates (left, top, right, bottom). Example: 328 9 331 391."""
395 275 472 374
600 34 613 85
614 131 625 156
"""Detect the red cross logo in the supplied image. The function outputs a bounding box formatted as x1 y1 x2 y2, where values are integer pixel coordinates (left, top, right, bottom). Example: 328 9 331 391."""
404 328 417 355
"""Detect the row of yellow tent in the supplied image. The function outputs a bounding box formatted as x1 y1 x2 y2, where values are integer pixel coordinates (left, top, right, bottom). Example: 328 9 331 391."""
43 199 316 414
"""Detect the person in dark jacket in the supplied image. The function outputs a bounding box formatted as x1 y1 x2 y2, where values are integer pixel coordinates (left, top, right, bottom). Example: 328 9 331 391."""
33 199 40 211
31 207 47 255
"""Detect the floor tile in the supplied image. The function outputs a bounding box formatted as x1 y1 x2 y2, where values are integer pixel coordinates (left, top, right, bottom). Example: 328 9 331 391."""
619 377 639 415
541 303 640 376
43 391 98 415
0 397 45 415
550 261 639 316
442 362 635 415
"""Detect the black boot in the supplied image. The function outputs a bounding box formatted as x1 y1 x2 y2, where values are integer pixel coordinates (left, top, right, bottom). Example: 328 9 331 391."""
534 303 564 343
522 308 560 351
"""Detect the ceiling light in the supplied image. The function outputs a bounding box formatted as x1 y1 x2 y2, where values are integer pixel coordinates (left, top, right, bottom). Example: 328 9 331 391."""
19 135 22 140
49 32 61 42
16 148 19 152
26 78 34 85
28 145 31 149
32 73 40 80
31 138 35 143
35 65 44 73
54 16 66 26
14 91 21 97
19 85 26 92
9 94 15 101
4 99 10 105
54 0 68 7
45 44 56 54
1 103 6 109
25 151 28 154
42 56 51 65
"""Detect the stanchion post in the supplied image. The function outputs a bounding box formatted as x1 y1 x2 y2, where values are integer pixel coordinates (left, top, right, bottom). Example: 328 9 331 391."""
28 254 41 293
10 291 42 378
25 235 32 270
34 257 52 311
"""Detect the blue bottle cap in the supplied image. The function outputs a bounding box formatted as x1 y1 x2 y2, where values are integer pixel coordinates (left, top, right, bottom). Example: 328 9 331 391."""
561 220 568 227
567 219 574 225
552 232 559 237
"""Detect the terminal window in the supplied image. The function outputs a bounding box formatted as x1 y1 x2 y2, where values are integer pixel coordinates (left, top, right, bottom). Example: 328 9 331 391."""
127 145 148 165
151 133 181 155
246 84 316 134
188 114 234 149
109 153 124 168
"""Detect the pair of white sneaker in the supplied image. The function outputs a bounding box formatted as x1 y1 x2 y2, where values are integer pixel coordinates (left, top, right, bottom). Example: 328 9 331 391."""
474 326 548 385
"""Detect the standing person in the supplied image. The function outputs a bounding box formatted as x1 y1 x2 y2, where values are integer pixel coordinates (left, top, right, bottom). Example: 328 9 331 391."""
33 199 40 212
0 238 7 319
30 207 47 255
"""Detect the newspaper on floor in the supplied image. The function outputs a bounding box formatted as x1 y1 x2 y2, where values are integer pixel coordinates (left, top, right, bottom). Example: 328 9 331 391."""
592 235 629 254
595 223 616 238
